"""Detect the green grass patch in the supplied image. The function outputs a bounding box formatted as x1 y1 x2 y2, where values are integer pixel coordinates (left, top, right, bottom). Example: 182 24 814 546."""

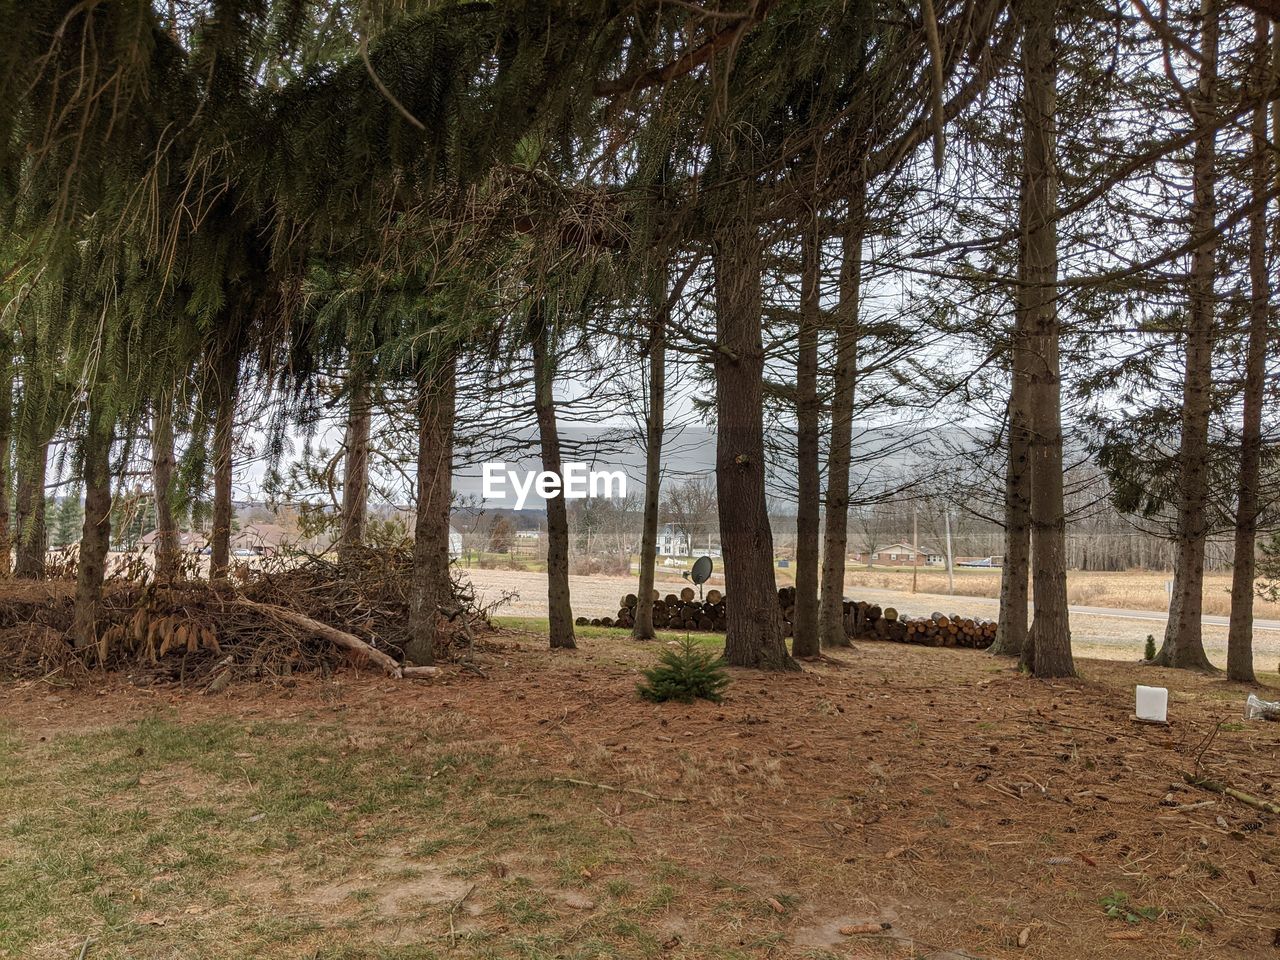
0 711 687 959
494 616 724 649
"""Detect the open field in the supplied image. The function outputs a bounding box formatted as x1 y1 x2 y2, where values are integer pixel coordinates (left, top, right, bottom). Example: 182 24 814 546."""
833 568 1280 622
463 568 1280 671
3 628 1278 959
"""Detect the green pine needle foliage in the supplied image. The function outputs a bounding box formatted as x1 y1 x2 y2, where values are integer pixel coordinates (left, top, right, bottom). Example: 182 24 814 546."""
637 636 730 705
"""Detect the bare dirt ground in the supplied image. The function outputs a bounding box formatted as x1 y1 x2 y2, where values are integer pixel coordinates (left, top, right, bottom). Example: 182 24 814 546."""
2 631 1278 958
461 567 1280 671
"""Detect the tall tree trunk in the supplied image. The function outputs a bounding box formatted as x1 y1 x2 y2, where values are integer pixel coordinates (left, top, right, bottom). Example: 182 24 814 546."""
792 207 822 658
338 371 372 565
712 174 797 672
14 412 48 580
819 191 864 649
0 344 11 578
209 348 238 583
151 395 179 583
406 350 456 666
1156 0 1218 671
1226 14 1270 684
991 296 1032 657
71 402 112 652
633 272 667 641
532 320 576 650
1020 0 1073 678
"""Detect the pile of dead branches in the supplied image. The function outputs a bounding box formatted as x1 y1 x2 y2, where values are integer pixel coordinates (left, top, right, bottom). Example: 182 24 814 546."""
0 547 506 685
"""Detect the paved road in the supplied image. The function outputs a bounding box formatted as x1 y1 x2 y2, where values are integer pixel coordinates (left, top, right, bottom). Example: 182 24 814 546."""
848 586 1280 632
1065 604 1280 631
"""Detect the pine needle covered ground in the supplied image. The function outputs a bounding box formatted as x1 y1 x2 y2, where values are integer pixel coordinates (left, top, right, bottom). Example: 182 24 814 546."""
2 630 1278 959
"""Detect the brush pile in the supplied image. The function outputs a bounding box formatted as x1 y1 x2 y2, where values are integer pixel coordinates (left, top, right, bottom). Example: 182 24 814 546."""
600 585 996 648
0 547 502 683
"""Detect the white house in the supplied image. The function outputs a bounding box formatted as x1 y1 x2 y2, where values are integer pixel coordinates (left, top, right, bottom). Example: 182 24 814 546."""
449 526 463 558
656 524 690 558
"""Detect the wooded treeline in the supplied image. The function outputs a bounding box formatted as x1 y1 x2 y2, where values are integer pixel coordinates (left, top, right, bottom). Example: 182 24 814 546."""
1 0 1278 679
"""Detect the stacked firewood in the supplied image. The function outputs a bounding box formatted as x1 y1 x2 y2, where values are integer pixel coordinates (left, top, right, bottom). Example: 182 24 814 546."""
579 587 727 631
594 585 996 649
840 598 998 648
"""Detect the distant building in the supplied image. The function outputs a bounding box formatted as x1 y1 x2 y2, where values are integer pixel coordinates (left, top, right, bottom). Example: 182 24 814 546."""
849 542 933 566
449 526 462 558
231 523 293 557
657 524 690 558
138 530 208 554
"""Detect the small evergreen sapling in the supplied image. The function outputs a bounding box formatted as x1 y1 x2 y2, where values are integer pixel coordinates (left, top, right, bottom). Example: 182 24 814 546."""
1144 634 1156 661
637 636 730 704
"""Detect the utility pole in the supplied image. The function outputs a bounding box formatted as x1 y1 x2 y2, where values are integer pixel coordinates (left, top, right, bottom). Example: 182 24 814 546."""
944 506 954 595
912 503 919 594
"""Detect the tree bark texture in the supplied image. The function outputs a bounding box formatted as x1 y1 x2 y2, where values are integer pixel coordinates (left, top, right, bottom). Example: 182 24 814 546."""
209 346 238 583
819 192 864 649
1226 14 1270 683
1157 0 1219 671
712 166 797 671
338 370 372 565
1020 0 1074 678
14 409 49 581
633 272 667 641
532 320 576 650
151 396 179 583
792 206 823 658
406 350 456 666
991 276 1032 658
72 402 112 652
0 345 12 578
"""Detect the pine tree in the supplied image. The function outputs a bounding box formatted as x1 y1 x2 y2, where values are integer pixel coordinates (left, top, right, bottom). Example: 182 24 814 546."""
53 494 83 549
638 636 730 704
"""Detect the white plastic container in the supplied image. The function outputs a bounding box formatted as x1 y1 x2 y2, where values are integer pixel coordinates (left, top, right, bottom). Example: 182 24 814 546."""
1244 693 1280 721
1135 685 1169 723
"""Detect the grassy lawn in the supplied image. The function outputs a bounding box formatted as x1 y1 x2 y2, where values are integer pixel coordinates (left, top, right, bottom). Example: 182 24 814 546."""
0 712 714 959
494 616 725 650
4 629 1278 959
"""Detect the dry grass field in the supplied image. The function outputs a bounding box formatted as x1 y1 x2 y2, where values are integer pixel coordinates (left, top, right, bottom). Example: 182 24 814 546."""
835 567 1280 620
461 568 1280 671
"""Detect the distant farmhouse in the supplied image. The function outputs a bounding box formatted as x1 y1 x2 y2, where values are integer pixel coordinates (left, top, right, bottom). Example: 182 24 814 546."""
656 524 689 558
850 542 943 566
137 530 208 554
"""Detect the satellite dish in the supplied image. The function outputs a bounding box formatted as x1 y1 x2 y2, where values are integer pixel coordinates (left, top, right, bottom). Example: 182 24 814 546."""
691 556 713 585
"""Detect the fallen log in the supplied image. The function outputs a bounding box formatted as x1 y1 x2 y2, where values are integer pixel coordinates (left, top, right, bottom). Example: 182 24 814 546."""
234 598 404 677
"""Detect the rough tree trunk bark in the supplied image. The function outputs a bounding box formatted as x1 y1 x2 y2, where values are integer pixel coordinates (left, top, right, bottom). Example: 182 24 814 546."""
209 347 238 583
338 371 372 565
1156 0 1218 671
712 170 797 671
792 207 822 658
532 320 576 650
1226 14 1269 684
633 272 667 641
406 350 456 666
14 412 48 581
0 344 11 578
991 288 1032 657
819 192 864 649
71 402 112 652
151 395 179 583
1020 0 1074 678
